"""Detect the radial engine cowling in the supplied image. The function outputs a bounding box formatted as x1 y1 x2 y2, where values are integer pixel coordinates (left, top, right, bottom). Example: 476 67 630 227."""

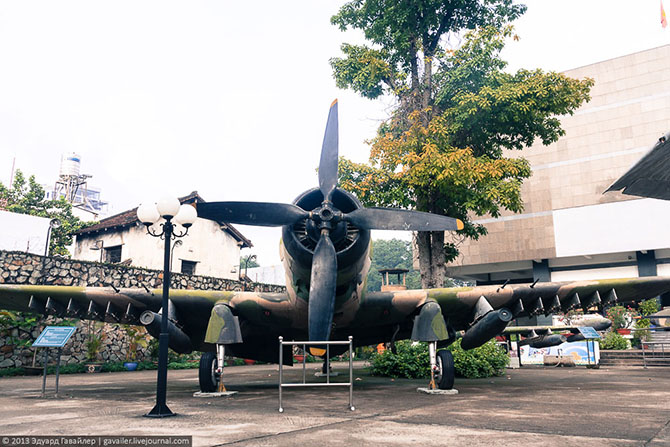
281 187 371 276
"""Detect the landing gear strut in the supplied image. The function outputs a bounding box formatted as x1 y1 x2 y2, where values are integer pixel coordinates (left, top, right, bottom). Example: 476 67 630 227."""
428 341 455 390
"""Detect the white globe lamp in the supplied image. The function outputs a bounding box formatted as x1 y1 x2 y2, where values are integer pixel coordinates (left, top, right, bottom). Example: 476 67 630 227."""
137 203 160 226
174 204 197 228
156 196 180 219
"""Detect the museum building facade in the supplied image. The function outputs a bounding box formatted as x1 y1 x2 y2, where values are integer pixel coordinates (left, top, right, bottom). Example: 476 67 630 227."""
447 45 670 301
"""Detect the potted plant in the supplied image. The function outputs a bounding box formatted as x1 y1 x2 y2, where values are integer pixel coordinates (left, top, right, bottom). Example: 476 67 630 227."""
123 326 147 371
85 322 105 372
606 305 631 334
293 346 305 363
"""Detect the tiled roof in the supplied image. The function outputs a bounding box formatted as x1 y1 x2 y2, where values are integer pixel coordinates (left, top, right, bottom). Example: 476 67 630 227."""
74 191 252 248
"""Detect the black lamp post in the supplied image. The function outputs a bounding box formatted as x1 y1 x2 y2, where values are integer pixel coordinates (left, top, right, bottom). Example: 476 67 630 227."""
137 197 197 418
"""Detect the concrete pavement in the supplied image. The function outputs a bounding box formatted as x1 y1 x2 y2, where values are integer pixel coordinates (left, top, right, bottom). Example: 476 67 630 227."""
0 362 669 446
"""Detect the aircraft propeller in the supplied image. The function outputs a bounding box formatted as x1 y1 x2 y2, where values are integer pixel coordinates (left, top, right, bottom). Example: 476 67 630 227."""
197 100 463 341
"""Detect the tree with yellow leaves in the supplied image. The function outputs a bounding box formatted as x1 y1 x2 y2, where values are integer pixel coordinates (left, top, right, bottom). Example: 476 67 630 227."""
331 2 593 287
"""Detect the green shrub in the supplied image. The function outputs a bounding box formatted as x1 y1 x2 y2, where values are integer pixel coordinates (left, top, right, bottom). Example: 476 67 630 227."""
448 339 509 378
369 340 429 379
638 298 659 317
0 367 26 377
47 363 87 374
167 361 199 370
599 331 629 350
101 362 127 372
369 339 509 380
632 318 651 347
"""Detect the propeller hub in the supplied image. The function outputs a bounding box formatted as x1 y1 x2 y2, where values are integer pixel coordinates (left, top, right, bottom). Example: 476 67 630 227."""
317 206 336 222
311 204 342 231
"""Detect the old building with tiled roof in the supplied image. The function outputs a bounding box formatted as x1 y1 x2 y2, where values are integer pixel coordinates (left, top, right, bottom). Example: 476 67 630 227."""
72 191 251 280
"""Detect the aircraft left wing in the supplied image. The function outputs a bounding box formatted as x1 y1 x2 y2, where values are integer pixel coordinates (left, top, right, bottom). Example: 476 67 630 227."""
0 284 298 359
0 284 236 352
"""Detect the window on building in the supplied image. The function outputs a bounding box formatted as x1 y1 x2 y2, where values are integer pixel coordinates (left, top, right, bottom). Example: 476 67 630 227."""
104 246 122 263
181 260 197 275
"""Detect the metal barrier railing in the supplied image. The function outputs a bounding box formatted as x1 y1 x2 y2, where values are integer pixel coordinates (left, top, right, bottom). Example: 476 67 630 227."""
641 341 668 368
278 336 354 413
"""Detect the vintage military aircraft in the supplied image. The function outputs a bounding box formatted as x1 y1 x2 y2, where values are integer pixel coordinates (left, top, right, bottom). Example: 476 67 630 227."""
1 101 670 393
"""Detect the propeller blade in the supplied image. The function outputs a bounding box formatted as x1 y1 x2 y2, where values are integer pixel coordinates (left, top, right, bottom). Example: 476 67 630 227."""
196 201 308 227
343 207 464 231
308 231 337 341
318 99 339 202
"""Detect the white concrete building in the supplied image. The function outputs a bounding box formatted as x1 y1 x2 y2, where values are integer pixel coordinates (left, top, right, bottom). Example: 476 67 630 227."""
73 192 252 279
0 210 52 256
245 265 286 286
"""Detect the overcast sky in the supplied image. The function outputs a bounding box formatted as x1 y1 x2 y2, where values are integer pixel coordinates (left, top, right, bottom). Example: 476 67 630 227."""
0 0 668 265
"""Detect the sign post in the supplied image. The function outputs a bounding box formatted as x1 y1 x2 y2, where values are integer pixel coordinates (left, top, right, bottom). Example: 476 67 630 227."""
32 326 76 397
577 326 601 367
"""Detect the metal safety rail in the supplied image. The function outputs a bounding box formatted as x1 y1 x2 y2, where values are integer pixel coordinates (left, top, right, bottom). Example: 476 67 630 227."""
641 342 669 368
635 327 670 369
278 336 354 413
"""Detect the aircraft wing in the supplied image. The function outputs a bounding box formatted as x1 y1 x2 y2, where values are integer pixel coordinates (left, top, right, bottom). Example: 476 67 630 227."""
352 276 670 349
0 284 298 355
0 284 236 351
425 276 670 332
605 131 670 199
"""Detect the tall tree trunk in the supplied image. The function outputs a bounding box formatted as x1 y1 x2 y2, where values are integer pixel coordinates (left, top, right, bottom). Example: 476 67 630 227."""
417 230 447 289
422 54 432 113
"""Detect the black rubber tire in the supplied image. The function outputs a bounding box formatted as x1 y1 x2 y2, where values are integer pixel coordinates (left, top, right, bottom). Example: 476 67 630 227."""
198 351 219 392
435 349 455 390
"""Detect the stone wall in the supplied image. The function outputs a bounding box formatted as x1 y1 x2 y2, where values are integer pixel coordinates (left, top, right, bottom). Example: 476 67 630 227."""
0 250 286 368
0 318 153 368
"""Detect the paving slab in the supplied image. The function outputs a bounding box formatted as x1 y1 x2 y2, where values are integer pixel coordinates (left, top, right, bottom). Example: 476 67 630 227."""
0 363 669 446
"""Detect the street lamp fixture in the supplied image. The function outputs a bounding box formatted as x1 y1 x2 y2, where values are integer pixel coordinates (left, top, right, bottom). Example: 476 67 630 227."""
136 197 197 418
44 218 61 257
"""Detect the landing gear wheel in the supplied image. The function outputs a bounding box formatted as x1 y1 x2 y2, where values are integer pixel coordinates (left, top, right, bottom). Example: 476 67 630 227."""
199 351 220 392
322 359 330 375
435 350 455 390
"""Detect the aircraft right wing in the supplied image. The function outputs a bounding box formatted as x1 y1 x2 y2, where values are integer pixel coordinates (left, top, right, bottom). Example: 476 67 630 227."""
352 276 670 350
427 276 670 332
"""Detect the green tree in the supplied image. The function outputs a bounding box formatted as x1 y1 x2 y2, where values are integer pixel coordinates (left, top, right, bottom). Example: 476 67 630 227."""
240 255 260 270
366 239 421 291
0 169 93 256
331 1 593 288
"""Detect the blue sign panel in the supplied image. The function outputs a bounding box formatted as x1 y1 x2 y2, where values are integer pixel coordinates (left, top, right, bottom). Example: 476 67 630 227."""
577 326 601 339
32 326 76 348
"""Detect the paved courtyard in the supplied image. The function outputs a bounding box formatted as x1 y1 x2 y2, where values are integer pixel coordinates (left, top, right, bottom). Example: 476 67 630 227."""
0 362 669 446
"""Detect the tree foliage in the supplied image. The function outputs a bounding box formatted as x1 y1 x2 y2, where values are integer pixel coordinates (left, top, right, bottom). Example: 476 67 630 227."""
239 256 260 270
366 239 422 292
331 1 593 288
0 169 93 256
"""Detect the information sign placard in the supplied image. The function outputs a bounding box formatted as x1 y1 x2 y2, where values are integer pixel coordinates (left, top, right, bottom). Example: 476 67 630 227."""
577 326 601 339
32 326 76 348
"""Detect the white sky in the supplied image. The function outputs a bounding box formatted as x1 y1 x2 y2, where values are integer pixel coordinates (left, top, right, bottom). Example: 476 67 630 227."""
0 0 668 265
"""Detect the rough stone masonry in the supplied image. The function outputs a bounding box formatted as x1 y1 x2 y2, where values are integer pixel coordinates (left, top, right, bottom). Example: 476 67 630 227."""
0 250 285 368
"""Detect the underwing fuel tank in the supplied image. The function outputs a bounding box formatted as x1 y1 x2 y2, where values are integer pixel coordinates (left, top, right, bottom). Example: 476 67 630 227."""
529 334 567 349
461 308 513 350
140 311 193 354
